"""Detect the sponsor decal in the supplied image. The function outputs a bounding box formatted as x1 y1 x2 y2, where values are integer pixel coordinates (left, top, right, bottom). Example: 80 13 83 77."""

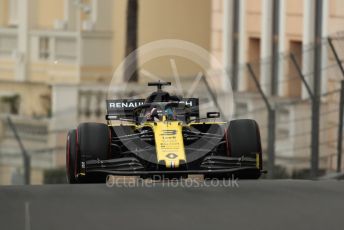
181 100 193 107
160 130 177 136
166 153 178 159
108 101 144 109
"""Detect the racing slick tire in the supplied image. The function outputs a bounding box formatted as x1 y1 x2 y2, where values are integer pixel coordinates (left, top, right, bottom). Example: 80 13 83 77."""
66 129 78 184
77 122 111 183
227 119 262 158
227 119 262 179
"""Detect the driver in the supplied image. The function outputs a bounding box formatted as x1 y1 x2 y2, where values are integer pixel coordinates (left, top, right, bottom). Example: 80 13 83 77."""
165 106 175 120
145 107 159 121
145 105 176 121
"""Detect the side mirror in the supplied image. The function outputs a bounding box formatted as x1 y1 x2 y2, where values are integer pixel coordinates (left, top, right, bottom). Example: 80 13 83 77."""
207 112 220 118
105 114 119 120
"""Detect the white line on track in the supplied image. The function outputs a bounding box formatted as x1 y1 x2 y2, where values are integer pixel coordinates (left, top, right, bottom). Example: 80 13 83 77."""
25 201 31 230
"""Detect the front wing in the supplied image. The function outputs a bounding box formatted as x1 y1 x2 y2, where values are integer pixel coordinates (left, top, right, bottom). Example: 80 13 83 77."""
82 155 263 178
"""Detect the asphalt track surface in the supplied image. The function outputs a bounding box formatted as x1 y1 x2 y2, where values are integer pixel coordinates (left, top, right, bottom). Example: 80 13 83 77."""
0 180 344 230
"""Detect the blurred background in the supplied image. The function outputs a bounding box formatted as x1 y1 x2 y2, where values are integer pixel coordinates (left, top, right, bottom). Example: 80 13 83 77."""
0 0 343 184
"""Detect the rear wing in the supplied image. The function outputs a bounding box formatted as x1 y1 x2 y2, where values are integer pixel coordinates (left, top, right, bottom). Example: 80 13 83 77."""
106 98 199 120
106 99 145 119
179 98 199 118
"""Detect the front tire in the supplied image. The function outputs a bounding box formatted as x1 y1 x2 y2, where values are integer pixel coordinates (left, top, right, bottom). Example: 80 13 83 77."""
66 123 111 184
227 119 262 157
227 119 262 179
77 122 111 183
66 129 78 184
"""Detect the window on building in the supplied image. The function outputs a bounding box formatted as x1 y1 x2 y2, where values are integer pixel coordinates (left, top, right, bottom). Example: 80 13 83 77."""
0 94 20 115
0 35 17 57
288 41 302 98
247 37 261 92
55 38 77 62
39 37 50 60
8 0 19 26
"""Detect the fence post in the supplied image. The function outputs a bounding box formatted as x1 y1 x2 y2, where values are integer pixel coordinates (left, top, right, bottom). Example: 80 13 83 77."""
328 38 344 78
231 0 240 91
247 63 275 178
310 0 324 179
290 53 314 98
7 117 31 185
267 108 276 178
337 80 344 172
271 0 280 96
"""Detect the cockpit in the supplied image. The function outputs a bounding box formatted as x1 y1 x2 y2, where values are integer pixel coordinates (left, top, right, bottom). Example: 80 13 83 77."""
105 81 200 124
134 102 191 123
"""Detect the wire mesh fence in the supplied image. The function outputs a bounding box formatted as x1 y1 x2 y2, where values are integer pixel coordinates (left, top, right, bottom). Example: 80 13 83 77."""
221 34 344 178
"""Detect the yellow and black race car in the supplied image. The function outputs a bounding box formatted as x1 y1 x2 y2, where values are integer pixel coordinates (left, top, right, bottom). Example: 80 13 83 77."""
66 82 264 183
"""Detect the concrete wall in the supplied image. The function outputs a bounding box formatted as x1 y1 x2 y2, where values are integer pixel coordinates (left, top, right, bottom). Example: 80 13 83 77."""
112 0 212 79
328 0 344 33
0 0 9 26
34 0 64 29
0 82 51 116
0 0 213 82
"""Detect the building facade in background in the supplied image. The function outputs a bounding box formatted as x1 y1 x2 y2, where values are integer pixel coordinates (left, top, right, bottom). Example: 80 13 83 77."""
0 0 211 184
211 0 344 174
0 0 115 184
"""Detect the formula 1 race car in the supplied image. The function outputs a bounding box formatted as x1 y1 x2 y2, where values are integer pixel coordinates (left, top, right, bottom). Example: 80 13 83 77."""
66 82 264 183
